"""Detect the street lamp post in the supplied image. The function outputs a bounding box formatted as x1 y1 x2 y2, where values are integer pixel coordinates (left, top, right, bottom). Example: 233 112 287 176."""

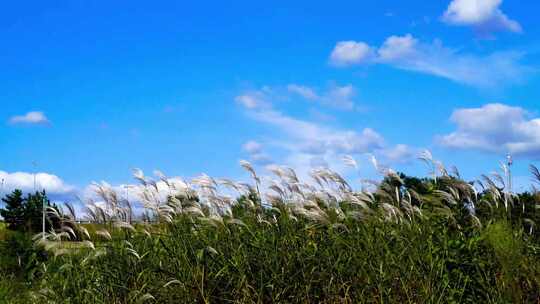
506 154 513 193
0 179 5 206
32 161 37 193
42 190 46 240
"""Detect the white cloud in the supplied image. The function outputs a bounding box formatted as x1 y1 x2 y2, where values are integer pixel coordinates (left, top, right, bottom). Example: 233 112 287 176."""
287 83 357 110
438 103 540 158
287 84 318 100
329 41 373 66
242 140 273 165
242 140 263 154
249 153 273 166
378 34 418 61
236 88 419 176
0 171 74 196
442 0 521 33
234 90 272 109
238 89 389 159
329 34 530 88
9 111 50 125
250 109 385 155
325 84 356 110
379 144 416 164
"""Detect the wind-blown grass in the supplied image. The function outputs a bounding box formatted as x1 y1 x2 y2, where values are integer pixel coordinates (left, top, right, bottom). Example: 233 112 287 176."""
2 154 540 303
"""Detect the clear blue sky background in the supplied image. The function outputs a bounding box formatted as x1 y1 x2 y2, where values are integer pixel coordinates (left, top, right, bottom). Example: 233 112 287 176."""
1 0 540 199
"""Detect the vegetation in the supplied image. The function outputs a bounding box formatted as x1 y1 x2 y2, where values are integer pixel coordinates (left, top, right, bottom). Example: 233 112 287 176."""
1 190 59 233
1 154 540 303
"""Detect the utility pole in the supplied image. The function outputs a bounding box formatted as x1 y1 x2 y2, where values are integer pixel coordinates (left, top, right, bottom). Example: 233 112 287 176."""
1 178 5 201
42 189 46 239
32 161 37 192
506 154 513 193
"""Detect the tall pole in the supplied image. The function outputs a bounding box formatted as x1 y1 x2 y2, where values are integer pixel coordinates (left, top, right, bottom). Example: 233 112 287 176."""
506 154 513 193
32 161 37 193
1 178 4 200
42 189 46 239
0 179 3 214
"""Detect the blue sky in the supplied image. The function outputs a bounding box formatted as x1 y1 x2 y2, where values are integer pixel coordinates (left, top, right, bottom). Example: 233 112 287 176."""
2 0 540 201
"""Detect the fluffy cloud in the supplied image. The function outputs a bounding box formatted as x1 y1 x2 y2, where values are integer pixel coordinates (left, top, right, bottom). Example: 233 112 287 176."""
379 144 416 164
0 171 75 200
242 140 273 165
329 41 373 66
442 0 521 33
236 89 416 171
9 111 50 125
438 103 540 158
329 34 529 88
287 83 357 110
378 34 417 61
242 140 263 154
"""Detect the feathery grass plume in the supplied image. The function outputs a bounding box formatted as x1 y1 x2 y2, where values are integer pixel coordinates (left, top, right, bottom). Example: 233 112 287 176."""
239 160 262 206
530 165 540 185
132 168 146 185
95 228 112 240
369 154 395 177
113 221 136 232
450 165 461 179
136 293 155 303
63 202 77 221
419 150 437 181
12 151 540 303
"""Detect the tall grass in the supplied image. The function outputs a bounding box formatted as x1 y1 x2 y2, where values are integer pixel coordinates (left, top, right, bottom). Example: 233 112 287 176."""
2 155 540 303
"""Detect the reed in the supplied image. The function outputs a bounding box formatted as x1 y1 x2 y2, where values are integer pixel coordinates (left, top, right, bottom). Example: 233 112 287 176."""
1 155 540 303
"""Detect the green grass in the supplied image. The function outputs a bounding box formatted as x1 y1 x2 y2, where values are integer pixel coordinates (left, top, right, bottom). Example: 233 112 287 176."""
0 222 6 241
25 211 540 303
1 161 540 303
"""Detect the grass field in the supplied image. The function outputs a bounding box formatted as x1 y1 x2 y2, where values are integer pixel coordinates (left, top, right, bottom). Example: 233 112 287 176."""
0 222 6 241
1 160 540 303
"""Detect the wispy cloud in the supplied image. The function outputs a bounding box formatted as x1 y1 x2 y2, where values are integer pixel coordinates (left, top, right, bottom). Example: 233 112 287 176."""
242 140 273 165
329 34 531 88
242 140 263 154
379 144 417 164
442 0 522 34
250 108 386 155
9 111 50 125
236 88 417 172
287 83 359 111
438 103 540 158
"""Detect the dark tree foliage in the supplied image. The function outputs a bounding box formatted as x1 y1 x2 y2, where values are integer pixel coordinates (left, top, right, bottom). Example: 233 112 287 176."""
0 190 60 233
24 191 50 233
0 189 25 230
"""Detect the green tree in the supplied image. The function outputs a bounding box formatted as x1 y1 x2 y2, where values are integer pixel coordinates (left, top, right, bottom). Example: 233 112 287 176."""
0 190 60 233
23 191 48 233
0 190 25 231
